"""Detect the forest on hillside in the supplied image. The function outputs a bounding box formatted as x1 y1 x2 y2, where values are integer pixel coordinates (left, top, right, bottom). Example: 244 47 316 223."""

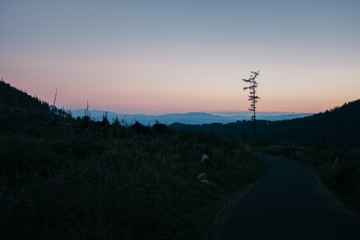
0 80 50 112
170 99 360 148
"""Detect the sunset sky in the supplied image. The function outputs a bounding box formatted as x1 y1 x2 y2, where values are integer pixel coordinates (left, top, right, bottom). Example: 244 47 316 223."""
1 0 359 114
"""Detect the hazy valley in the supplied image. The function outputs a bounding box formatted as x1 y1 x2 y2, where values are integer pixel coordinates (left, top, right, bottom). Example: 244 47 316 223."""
71 109 314 125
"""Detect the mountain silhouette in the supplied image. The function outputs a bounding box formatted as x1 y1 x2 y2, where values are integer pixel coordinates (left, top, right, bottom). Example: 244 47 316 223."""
0 79 50 111
2 79 358 147
71 110 313 125
170 99 360 147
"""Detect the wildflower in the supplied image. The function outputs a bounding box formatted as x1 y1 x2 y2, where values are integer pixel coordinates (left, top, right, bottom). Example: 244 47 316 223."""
55 174 64 183
26 198 33 207
47 168 52 179
6 196 18 205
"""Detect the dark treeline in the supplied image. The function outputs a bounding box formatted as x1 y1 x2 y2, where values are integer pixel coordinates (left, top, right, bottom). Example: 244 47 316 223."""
170 99 360 148
0 79 50 112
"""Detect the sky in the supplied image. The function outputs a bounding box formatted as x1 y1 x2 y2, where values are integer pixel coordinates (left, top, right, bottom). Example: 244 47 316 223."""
1 0 359 114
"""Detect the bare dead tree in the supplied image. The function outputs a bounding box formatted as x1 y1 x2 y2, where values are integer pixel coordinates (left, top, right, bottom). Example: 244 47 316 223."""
243 71 260 139
85 101 90 117
51 88 58 111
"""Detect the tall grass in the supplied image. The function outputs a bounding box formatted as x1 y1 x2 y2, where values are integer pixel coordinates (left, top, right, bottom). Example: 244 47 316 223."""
0 110 265 239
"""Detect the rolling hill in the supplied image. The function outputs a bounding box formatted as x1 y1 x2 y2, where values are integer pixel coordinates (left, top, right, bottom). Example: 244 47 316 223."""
170 99 360 147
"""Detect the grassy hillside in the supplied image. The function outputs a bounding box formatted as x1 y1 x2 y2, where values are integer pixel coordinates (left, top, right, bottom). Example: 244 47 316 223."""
0 81 266 239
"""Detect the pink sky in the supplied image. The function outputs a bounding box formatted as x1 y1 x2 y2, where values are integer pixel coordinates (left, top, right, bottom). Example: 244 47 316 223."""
1 1 359 114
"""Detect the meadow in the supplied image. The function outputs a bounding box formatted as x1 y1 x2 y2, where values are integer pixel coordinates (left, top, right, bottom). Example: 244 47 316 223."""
0 109 266 239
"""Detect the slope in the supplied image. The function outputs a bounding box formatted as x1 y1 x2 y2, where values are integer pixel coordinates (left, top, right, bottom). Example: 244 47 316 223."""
170 99 360 147
0 79 50 111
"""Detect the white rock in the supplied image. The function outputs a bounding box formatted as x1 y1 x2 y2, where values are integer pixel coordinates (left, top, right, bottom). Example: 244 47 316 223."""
196 172 207 180
201 154 209 163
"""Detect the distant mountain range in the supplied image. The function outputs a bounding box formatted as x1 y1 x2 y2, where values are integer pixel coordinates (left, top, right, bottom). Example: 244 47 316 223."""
0 79 314 125
70 109 314 125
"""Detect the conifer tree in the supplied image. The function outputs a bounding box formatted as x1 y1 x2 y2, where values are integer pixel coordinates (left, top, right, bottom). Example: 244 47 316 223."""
243 71 260 139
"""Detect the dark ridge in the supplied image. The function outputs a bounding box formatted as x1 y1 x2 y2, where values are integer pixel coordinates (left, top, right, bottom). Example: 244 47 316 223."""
170 99 360 147
0 79 50 112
